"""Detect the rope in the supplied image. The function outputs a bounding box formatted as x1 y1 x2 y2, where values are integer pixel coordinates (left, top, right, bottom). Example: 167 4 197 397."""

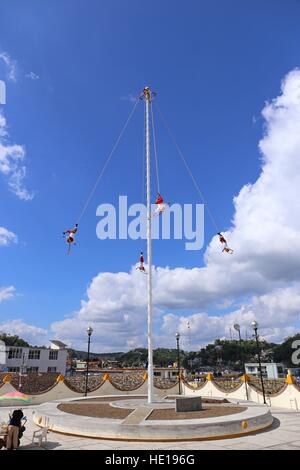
140 102 146 252
76 98 139 224
142 101 146 207
155 102 220 233
150 101 160 194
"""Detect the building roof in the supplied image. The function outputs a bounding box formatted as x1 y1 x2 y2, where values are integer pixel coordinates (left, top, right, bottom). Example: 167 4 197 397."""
50 340 68 349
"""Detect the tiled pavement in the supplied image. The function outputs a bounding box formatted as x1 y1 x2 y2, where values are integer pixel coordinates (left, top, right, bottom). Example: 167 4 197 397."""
0 406 300 450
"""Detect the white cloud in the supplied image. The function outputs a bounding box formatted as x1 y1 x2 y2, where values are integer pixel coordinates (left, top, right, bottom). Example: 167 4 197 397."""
0 51 17 82
0 319 48 346
160 284 300 349
0 286 16 303
25 72 39 80
0 227 17 246
0 51 40 82
51 69 300 351
51 268 149 352
0 113 7 137
0 110 34 200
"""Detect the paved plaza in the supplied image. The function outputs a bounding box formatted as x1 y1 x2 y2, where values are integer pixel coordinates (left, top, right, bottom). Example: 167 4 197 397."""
1 406 300 450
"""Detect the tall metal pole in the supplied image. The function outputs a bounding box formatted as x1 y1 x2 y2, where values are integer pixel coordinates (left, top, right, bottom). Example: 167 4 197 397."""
144 87 154 404
251 321 266 405
254 329 267 404
234 324 242 369
85 326 93 397
19 353 25 390
176 333 181 395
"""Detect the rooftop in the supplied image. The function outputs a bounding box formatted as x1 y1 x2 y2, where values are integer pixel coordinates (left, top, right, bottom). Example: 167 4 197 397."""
50 340 68 349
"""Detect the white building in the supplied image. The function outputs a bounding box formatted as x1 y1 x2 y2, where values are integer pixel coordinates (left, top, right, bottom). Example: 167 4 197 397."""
153 367 186 379
0 340 68 375
245 362 285 379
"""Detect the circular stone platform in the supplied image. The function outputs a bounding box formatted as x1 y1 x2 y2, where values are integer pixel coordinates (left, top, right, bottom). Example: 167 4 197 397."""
32 395 273 441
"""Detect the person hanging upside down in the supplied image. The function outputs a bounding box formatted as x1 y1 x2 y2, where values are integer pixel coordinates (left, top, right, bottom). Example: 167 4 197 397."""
218 232 227 245
63 224 78 253
217 232 234 254
156 193 164 205
139 86 156 101
154 193 168 216
222 246 234 254
136 252 146 272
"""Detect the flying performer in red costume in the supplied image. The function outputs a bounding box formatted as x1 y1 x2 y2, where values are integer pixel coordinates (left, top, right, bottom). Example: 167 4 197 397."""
63 224 78 254
217 232 234 254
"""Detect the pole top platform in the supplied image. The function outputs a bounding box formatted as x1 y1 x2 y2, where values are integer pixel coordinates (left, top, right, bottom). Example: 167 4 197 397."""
140 86 156 101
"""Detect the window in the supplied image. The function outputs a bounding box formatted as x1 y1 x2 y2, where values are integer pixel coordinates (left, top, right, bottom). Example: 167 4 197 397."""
154 371 161 377
27 367 39 373
8 367 20 372
49 350 58 360
28 349 40 360
8 348 22 359
47 367 57 373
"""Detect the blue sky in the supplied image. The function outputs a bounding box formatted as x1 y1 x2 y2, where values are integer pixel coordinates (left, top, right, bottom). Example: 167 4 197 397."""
1 1 300 350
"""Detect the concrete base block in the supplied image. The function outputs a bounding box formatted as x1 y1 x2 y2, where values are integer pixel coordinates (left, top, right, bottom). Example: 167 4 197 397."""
176 396 202 412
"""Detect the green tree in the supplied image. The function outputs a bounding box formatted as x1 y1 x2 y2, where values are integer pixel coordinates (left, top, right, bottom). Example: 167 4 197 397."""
0 333 30 347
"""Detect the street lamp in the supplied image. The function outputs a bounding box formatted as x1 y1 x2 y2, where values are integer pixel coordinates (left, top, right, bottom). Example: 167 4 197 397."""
19 353 26 390
251 320 267 405
215 345 223 375
84 326 93 397
234 323 242 370
175 332 181 395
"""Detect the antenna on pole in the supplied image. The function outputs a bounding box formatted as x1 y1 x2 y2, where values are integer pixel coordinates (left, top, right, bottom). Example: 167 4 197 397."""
140 86 156 404
233 323 242 342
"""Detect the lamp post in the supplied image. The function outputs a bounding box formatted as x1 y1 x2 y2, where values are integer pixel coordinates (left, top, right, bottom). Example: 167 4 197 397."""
175 332 181 395
215 345 223 375
84 326 93 397
234 323 242 371
19 353 26 390
251 321 267 404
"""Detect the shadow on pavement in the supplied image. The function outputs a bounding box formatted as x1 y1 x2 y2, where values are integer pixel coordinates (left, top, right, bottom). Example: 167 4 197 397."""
20 441 62 450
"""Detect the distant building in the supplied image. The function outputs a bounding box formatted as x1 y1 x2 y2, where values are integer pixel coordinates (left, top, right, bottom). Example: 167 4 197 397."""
0 340 68 374
245 362 285 379
154 367 186 379
73 360 87 370
49 340 68 350
288 368 300 378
